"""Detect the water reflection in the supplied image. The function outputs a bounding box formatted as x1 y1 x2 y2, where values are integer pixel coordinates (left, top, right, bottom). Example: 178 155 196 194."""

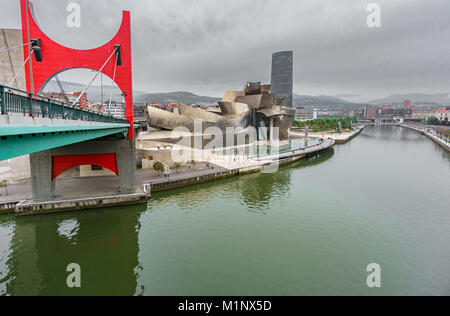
1 205 146 296
362 125 427 144
239 149 335 212
363 126 449 161
0 218 15 296
441 150 450 161
57 219 80 244
239 172 292 213
148 148 335 215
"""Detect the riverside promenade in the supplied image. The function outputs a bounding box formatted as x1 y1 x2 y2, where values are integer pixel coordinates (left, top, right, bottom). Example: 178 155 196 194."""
401 124 450 152
146 137 335 192
290 126 364 144
359 122 449 151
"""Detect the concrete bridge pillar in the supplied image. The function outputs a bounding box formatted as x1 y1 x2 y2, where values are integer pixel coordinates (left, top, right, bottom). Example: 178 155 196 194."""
114 139 136 193
30 151 55 200
30 139 136 200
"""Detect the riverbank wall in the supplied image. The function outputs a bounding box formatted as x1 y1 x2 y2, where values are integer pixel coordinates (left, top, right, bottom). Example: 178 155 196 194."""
0 192 149 216
14 193 148 217
400 124 450 152
0 196 26 214
147 167 260 192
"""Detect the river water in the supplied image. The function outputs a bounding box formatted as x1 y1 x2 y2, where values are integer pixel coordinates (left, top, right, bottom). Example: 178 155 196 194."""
0 125 449 296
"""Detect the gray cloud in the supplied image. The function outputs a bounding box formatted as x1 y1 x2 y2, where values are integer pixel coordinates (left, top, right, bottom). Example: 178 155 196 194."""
1 0 449 100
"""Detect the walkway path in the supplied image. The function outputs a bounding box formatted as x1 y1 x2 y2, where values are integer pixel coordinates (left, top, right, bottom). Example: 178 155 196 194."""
401 124 450 152
146 137 335 191
290 126 364 144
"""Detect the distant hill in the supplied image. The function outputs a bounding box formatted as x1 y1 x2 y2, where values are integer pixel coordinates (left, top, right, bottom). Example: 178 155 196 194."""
369 93 450 106
44 80 220 105
293 94 364 111
43 80 450 109
137 93 362 109
43 80 367 110
44 80 147 103
135 91 220 105
334 94 370 104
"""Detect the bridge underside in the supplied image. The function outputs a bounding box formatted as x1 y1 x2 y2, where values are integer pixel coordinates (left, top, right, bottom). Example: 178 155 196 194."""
30 138 136 200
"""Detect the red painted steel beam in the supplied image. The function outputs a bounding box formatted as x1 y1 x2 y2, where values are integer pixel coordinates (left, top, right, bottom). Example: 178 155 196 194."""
20 0 134 139
52 153 118 180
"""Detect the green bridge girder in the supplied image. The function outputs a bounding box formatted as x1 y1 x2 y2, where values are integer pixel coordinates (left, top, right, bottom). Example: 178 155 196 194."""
0 83 136 161
0 124 130 161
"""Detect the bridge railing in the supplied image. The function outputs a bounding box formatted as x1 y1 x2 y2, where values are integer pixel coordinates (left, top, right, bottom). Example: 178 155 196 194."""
0 84 129 125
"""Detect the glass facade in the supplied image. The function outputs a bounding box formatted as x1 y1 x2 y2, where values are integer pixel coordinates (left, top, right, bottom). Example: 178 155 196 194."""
271 51 293 107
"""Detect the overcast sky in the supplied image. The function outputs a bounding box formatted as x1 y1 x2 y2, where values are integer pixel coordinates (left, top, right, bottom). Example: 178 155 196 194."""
1 0 450 101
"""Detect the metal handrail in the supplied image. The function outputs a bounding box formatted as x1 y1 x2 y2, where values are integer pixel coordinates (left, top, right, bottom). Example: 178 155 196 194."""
0 83 129 125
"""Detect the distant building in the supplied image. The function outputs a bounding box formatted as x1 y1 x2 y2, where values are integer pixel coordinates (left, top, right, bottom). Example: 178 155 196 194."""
147 103 180 113
107 102 125 119
72 92 88 109
271 51 293 107
379 108 413 121
42 91 88 108
369 106 378 119
436 109 449 122
133 103 147 119
163 104 180 114
403 100 412 109
167 104 179 113
313 108 318 120
364 105 378 119
412 109 436 121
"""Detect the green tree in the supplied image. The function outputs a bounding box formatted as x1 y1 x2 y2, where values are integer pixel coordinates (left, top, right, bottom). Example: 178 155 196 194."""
427 116 440 125
153 161 165 174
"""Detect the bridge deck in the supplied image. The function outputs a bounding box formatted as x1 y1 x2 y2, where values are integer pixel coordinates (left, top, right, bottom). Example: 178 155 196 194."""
0 84 131 161
0 84 129 124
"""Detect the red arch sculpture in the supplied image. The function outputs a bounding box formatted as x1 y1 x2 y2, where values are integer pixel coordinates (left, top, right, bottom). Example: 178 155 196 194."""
52 153 118 180
20 0 134 139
